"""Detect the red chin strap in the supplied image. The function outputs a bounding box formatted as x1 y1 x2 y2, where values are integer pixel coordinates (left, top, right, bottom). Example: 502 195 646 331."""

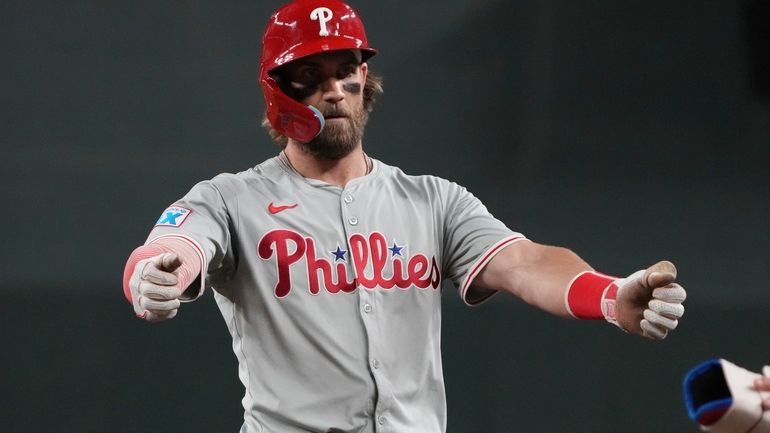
261 72 325 143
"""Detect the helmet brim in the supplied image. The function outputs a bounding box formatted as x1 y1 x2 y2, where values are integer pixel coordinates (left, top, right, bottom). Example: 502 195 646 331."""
265 36 377 71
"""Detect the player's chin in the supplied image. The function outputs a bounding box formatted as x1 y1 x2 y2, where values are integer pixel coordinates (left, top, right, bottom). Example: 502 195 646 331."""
305 123 361 160
315 142 357 160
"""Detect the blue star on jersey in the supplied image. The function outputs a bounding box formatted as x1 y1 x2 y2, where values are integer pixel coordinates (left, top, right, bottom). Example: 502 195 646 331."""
389 241 404 257
330 245 347 262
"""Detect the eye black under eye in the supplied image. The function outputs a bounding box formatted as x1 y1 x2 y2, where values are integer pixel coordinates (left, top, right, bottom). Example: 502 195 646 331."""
274 73 318 100
286 82 318 100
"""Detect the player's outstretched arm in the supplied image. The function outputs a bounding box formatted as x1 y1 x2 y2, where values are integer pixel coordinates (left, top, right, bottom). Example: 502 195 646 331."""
122 238 203 322
472 241 590 317
472 240 687 339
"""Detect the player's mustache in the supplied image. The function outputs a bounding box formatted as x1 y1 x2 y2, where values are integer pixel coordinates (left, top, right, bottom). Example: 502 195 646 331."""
319 106 350 118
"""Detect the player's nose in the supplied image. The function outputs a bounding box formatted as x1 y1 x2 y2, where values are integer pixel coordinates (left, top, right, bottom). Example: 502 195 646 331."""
320 77 345 104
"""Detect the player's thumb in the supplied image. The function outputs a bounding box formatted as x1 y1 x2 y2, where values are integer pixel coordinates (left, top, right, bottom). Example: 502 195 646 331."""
643 260 677 288
153 252 183 273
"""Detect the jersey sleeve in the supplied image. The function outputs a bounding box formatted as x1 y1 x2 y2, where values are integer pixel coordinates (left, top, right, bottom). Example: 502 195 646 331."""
145 180 234 301
440 181 526 306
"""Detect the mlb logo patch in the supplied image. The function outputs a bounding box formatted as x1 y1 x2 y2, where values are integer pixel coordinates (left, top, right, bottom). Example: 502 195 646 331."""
155 206 192 227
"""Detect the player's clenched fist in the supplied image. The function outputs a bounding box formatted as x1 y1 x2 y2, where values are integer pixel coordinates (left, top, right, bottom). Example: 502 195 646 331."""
127 253 184 322
615 261 687 340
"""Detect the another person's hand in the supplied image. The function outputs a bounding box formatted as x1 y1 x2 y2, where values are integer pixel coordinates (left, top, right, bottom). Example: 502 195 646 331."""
754 370 770 410
127 253 184 322
684 360 770 431
615 261 687 339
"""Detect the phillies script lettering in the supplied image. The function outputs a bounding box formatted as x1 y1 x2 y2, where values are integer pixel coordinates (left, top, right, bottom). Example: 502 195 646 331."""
258 230 441 297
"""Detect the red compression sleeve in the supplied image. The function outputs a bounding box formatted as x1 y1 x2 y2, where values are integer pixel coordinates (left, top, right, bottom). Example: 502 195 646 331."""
122 237 203 303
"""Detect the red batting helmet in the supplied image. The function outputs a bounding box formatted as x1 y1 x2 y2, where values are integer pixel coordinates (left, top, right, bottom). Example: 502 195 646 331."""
260 0 377 143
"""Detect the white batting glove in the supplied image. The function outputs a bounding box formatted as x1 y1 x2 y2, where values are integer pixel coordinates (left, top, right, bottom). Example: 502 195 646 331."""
612 261 687 340
127 253 184 322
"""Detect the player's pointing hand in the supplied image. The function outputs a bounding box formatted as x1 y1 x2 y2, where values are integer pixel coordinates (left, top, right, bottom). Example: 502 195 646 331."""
615 260 687 340
128 252 184 322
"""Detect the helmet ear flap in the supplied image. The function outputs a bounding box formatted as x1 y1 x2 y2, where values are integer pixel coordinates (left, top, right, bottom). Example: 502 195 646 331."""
260 71 325 143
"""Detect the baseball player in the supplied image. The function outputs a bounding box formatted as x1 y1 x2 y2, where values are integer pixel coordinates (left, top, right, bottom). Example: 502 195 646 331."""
122 1 688 432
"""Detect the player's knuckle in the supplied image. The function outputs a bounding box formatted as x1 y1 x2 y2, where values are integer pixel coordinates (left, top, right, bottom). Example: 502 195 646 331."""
643 310 674 329
157 287 180 300
642 309 657 322
155 290 172 300
648 299 663 311
653 285 686 303
144 268 172 285
667 319 679 330
649 300 684 319
641 320 667 339
140 284 160 298
144 298 164 311
659 316 675 328
138 260 155 279
668 303 685 318
162 273 178 286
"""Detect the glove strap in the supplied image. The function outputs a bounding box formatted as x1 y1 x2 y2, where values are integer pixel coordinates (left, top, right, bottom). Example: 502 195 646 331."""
564 271 620 323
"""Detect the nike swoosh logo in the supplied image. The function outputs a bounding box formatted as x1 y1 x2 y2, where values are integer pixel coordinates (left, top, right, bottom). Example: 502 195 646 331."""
268 202 298 214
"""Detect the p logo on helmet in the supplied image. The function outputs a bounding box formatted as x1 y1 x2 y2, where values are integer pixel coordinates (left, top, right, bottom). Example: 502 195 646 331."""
310 7 333 36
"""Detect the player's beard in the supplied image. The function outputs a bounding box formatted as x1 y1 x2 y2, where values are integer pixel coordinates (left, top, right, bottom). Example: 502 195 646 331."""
300 103 369 161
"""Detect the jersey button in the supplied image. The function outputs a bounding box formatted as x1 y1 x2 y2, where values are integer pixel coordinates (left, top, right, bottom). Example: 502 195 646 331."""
363 303 372 313
377 416 386 425
348 216 359 225
372 359 380 369
344 194 354 204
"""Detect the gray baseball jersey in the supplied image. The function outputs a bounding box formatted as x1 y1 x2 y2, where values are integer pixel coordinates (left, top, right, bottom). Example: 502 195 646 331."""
146 154 525 433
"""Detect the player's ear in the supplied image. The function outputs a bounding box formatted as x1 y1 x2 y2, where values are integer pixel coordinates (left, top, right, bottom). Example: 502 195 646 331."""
360 62 368 82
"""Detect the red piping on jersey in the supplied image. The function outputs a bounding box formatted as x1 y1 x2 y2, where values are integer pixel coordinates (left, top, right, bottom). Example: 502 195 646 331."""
460 235 525 305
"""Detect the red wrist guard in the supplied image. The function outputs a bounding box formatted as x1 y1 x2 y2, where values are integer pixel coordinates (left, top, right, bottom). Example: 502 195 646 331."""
565 271 620 321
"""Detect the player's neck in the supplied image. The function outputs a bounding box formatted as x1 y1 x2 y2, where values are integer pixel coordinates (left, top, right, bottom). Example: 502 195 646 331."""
282 143 371 187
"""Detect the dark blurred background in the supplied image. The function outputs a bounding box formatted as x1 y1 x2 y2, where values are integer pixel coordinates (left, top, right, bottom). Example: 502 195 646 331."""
1 1 768 432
